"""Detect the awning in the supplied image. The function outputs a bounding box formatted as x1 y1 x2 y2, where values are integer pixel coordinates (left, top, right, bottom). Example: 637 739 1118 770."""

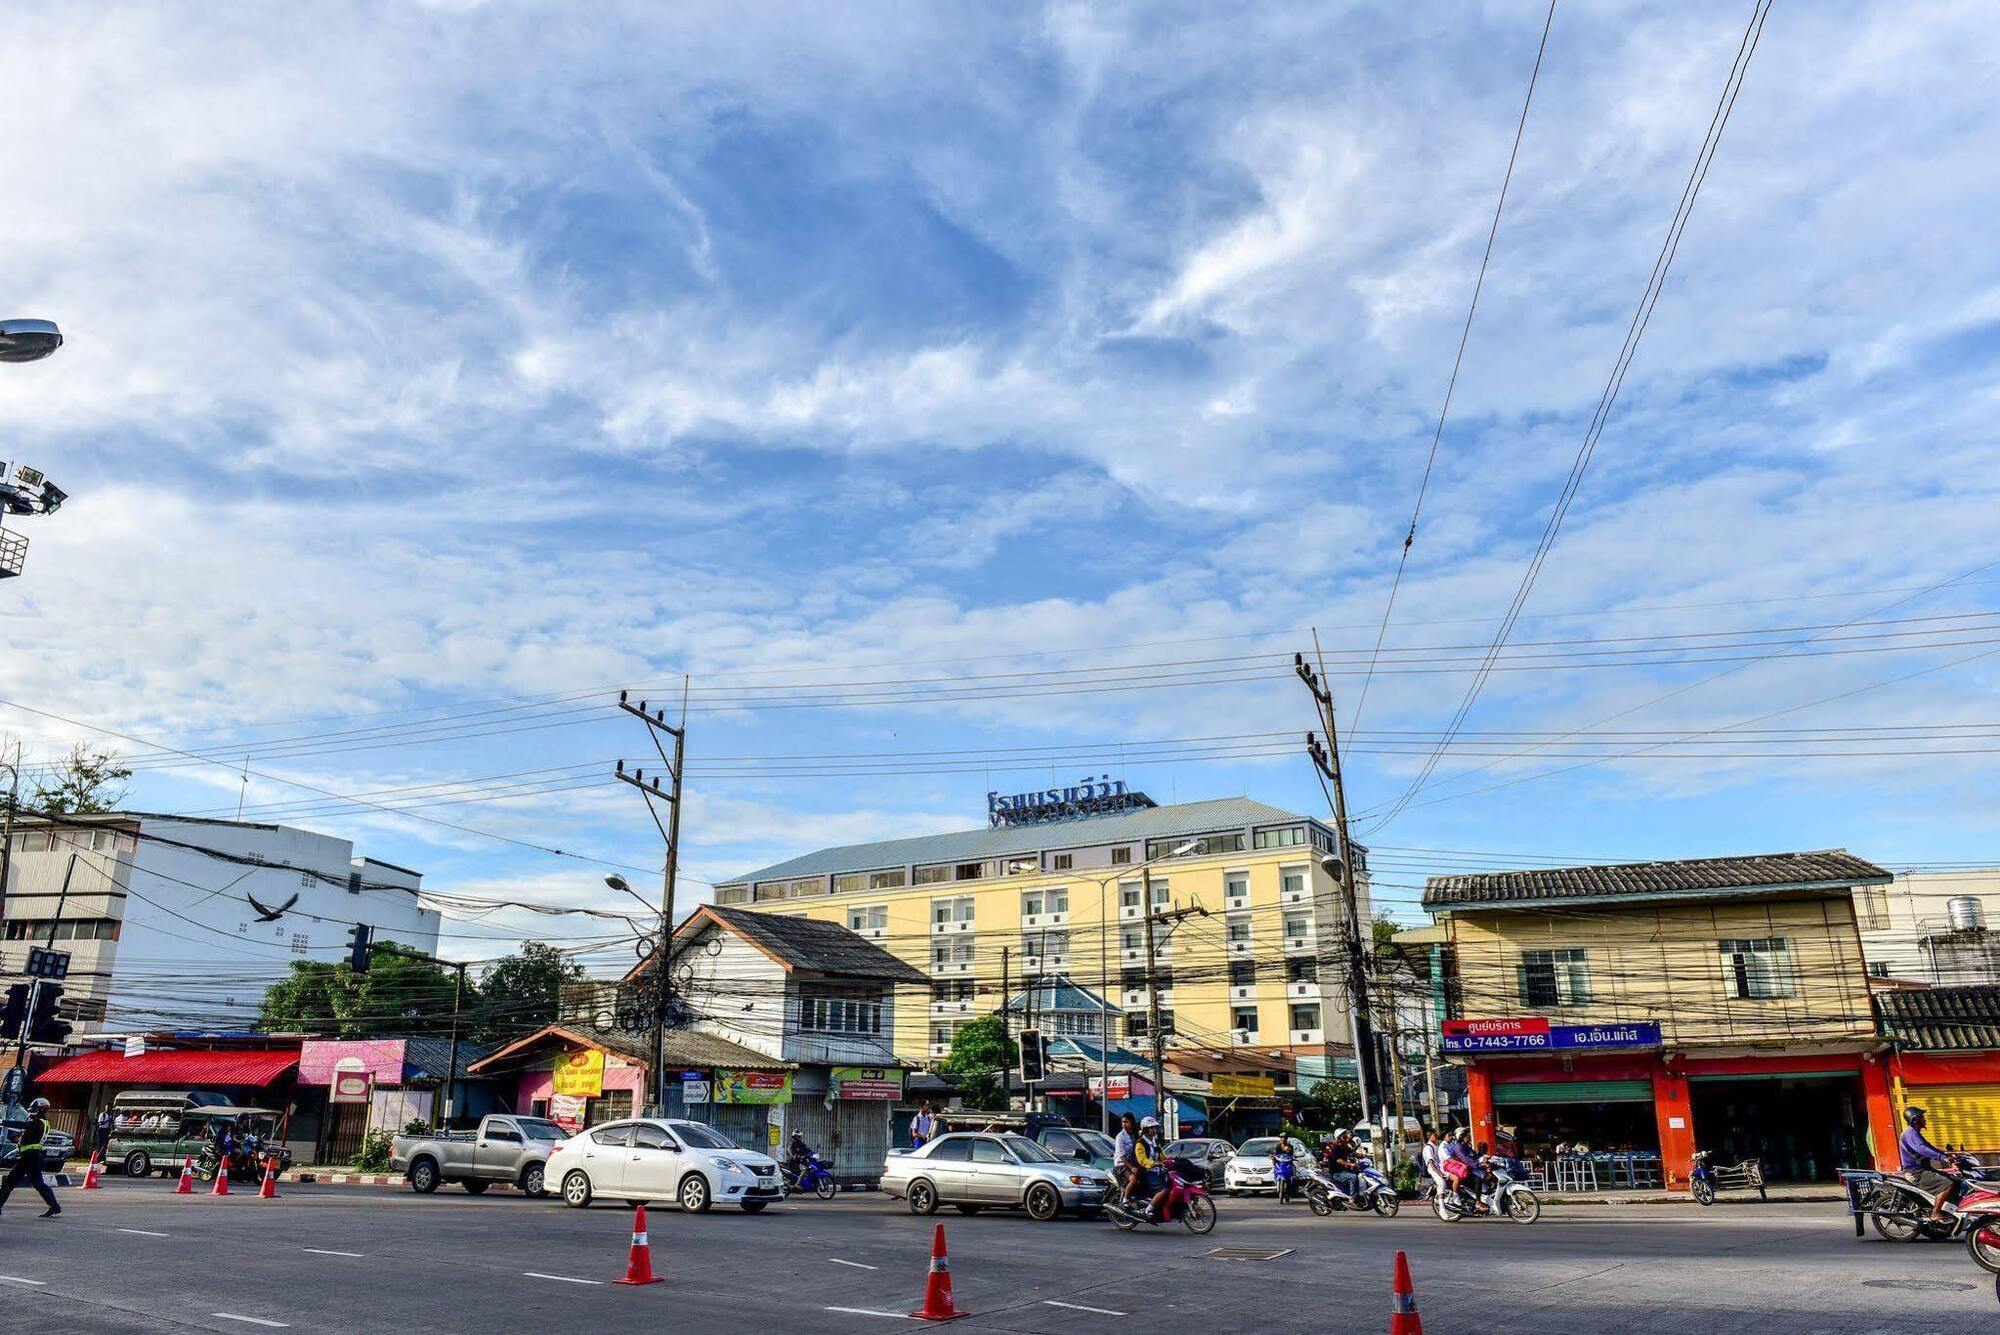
35 1048 300 1088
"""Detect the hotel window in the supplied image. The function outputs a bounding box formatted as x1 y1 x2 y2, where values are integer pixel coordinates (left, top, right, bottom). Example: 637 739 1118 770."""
954 862 986 882
847 904 888 932
1230 960 1256 988
1148 832 1245 860
715 885 750 906
753 881 786 902
1046 888 1067 914
1232 1005 1258 1034
1227 920 1251 944
1281 869 1306 897
1110 847 1133 865
1120 884 1141 910
1053 853 1073 871
1225 872 1248 900
932 897 975 927
869 868 909 890
1519 948 1591 1008
1121 929 1142 952
785 877 824 898
1720 938 1795 999
1121 967 1147 992
834 873 867 895
1287 958 1318 984
934 1023 960 1048
1022 890 1044 917
1255 826 1306 849
1283 915 1309 939
1852 887 1889 931
1289 1003 1321 1032
914 866 950 885
1124 1011 1148 1038
1027 931 1069 960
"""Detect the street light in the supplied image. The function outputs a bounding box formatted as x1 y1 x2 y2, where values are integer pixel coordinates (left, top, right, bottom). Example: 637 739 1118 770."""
0 319 61 364
603 872 661 919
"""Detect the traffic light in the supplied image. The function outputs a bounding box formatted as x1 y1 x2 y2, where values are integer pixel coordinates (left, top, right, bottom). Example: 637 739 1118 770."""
347 923 374 972
1018 1028 1046 1085
27 983 70 1046
0 983 28 1041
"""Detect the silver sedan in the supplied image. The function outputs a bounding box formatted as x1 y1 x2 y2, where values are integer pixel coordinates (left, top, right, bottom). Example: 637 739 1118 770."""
881 1132 1114 1221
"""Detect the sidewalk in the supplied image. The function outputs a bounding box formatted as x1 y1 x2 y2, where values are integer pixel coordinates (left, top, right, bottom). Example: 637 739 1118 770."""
1537 1184 1840 1205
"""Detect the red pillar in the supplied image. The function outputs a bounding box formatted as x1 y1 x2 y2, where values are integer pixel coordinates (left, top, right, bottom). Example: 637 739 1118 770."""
1467 1064 1494 1143
1651 1057 1695 1191
1861 1053 1897 1171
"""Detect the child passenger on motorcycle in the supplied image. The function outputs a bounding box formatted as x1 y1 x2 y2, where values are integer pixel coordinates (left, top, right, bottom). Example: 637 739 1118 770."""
1135 1117 1172 1219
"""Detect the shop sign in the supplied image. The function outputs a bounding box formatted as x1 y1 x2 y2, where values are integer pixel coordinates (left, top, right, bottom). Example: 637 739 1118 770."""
1211 1074 1277 1098
682 1074 711 1104
831 1067 903 1100
549 1093 586 1131
987 776 1156 828
330 1071 374 1105
1088 1075 1132 1099
551 1048 605 1097
1442 1019 1661 1055
714 1070 793 1105
1443 1018 1550 1039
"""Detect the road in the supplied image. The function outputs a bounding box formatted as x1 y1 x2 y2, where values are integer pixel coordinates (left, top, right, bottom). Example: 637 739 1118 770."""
0 1178 1992 1333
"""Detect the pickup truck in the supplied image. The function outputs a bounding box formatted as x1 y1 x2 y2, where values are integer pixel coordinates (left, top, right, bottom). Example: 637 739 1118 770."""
390 1114 569 1196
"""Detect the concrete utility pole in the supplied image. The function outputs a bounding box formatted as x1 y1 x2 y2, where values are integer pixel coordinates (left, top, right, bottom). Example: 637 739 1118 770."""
1296 639 1379 1129
1142 888 1209 1138
616 680 688 1117
0 742 19 927
999 946 1011 1110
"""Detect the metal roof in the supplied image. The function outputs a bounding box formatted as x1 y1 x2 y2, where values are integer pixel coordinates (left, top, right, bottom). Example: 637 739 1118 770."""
1876 985 2000 1052
695 906 928 984
36 1047 301 1088
1423 849 1892 910
720 796 1321 886
468 1023 786 1074
1000 974 1114 1016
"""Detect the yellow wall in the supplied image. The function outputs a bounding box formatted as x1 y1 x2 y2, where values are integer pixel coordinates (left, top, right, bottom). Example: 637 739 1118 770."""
745 850 1359 1066
1445 894 1875 1049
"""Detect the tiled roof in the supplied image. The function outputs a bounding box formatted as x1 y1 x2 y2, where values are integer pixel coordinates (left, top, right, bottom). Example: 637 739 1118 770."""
696 905 929 983
1876 985 2000 1052
467 1023 788 1074
1423 849 1891 910
719 796 1321 885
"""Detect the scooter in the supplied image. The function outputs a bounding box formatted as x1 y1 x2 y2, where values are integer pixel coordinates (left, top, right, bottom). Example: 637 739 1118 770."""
783 1151 839 1200
1842 1154 1999 1243
1272 1148 1299 1204
1304 1156 1401 1218
1437 1165 1540 1225
1105 1162 1217 1235
1959 1182 2000 1273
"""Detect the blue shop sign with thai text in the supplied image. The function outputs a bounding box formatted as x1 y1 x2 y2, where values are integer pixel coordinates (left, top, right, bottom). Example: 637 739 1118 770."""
1441 1021 1661 1055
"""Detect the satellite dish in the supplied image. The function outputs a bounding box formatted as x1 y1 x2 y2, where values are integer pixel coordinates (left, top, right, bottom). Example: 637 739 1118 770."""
0 319 62 364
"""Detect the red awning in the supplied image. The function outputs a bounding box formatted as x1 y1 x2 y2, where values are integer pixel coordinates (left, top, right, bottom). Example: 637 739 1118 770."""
35 1048 300 1088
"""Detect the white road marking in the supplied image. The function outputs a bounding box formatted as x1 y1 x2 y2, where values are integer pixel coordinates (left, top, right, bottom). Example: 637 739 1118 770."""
823 1306 914 1319
829 1258 879 1270
212 1316 289 1329
0 1276 47 1287
117 1228 171 1238
1045 1299 1127 1316
523 1272 604 1286
302 1248 364 1258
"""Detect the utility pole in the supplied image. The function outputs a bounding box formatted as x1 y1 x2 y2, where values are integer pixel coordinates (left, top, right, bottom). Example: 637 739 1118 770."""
999 946 1011 1111
12 852 76 1078
616 680 688 1117
364 941 469 1128
0 741 20 928
1142 882 1208 1138
1385 980 1407 1167
1296 640 1379 1131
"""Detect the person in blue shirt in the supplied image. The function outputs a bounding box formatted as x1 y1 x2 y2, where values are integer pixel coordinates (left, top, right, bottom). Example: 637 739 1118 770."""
909 1103 936 1149
1898 1106 1956 1224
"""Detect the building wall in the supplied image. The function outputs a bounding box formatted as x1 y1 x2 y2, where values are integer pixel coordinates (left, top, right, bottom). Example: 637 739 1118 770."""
739 840 1364 1068
1444 894 1876 1050
1859 868 2000 985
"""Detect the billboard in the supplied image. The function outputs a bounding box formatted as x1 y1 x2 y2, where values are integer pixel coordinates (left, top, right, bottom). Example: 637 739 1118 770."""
551 1049 606 1097
714 1070 793 1105
831 1067 903 1100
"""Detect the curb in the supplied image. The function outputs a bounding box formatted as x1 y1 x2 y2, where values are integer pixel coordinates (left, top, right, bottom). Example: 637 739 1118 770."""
284 1171 403 1186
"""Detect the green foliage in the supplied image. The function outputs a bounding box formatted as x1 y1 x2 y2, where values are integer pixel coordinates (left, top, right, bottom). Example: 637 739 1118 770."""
257 940 463 1037
401 1119 432 1136
474 941 585 1042
940 1014 1017 1111
31 744 133 815
1307 1078 1362 1129
352 1129 395 1173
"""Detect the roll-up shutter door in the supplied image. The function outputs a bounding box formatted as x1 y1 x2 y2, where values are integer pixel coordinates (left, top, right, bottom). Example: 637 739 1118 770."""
1901 1084 2000 1154
1491 1079 1653 1106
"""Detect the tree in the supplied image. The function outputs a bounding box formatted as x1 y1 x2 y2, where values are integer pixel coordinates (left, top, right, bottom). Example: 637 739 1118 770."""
474 941 585 1042
1307 1077 1362 1130
940 1014 1017 1111
32 743 132 814
258 939 465 1037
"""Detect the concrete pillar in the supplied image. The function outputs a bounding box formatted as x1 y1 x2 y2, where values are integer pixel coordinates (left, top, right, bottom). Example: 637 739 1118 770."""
1860 1053 1897 1171
1651 1057 1695 1190
1466 1063 1494 1143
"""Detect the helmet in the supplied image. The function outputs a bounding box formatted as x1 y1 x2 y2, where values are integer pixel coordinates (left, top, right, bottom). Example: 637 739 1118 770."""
1140 1116 1160 1130
1905 1106 1927 1126
27 1097 49 1113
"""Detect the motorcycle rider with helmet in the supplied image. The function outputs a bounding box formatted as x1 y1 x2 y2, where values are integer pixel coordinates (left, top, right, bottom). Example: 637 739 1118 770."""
1899 1106 1958 1225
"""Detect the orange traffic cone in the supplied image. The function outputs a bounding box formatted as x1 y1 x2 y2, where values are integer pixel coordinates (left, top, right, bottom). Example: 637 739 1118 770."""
258 1156 280 1199
908 1223 966 1321
82 1154 103 1189
174 1156 194 1194
210 1161 231 1196
1389 1250 1423 1335
614 1203 663 1285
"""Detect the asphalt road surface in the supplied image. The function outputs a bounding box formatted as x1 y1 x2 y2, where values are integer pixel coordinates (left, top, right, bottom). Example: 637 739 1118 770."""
1 1178 1993 1333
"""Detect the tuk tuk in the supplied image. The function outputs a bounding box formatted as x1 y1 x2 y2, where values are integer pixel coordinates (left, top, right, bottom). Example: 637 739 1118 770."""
107 1090 288 1179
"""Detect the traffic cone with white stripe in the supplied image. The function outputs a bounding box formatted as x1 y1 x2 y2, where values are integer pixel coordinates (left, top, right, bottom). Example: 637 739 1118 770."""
908 1223 966 1321
1389 1250 1422 1334
614 1203 662 1285
258 1155 280 1199
82 1154 103 1189
210 1160 231 1196
174 1156 194 1194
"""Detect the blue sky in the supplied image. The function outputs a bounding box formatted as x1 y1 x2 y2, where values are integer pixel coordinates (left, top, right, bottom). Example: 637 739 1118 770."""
3 1 1998 965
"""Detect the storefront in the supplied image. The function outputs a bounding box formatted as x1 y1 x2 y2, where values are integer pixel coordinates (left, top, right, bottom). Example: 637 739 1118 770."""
1875 985 2000 1159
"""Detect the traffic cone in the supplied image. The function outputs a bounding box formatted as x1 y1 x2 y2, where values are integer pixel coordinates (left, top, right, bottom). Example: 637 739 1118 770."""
258 1156 280 1200
210 1161 231 1196
908 1223 966 1321
82 1154 103 1189
174 1156 194 1194
1389 1250 1422 1335
614 1203 663 1285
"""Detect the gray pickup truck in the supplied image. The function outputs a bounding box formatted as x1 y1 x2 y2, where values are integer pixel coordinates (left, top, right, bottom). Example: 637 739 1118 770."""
390 1114 568 1196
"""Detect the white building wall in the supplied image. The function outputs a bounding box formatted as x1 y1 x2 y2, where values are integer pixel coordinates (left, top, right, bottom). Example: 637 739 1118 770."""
677 926 790 1062
1859 869 2000 985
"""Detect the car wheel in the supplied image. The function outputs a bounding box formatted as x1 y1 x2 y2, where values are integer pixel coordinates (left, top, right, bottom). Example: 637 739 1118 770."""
907 1179 939 1216
562 1171 593 1209
123 1150 151 1179
409 1158 440 1194
679 1173 713 1214
519 1163 546 1197
1025 1183 1061 1221
741 1201 768 1213
462 1181 490 1194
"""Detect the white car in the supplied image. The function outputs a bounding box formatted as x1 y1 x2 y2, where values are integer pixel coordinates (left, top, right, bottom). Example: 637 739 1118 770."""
548 1118 784 1214
1222 1136 1309 1195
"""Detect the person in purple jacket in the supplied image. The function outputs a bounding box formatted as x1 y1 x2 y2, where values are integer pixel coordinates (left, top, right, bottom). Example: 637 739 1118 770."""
1899 1106 1957 1224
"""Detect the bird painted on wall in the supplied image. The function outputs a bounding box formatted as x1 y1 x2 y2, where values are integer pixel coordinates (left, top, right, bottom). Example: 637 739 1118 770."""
246 892 299 922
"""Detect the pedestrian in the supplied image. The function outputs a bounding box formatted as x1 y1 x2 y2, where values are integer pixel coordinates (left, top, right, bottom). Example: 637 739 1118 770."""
0 1098 63 1219
910 1102 936 1149
94 1106 112 1160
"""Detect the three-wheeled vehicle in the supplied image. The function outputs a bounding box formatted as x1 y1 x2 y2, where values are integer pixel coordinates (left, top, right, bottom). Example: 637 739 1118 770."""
107 1090 290 1181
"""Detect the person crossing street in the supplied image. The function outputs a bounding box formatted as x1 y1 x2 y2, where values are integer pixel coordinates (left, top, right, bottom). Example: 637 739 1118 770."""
0 1098 63 1219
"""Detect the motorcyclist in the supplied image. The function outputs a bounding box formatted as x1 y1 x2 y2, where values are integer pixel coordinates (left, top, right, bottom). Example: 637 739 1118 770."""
1135 1116 1172 1219
1898 1106 1957 1224
1112 1113 1141 1205
1319 1130 1361 1200
1440 1128 1480 1209
785 1130 815 1184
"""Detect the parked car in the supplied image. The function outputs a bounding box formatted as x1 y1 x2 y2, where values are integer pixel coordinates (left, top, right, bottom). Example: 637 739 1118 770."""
881 1131 1114 1221
1222 1135 1309 1195
392 1113 568 1196
547 1117 783 1214
1034 1125 1117 1171
0 1123 74 1175
1164 1136 1236 1187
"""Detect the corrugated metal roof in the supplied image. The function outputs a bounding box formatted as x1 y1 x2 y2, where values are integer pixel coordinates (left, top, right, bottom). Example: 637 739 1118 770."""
1000 974 1114 1016
720 796 1320 886
37 1047 300 1087
1423 849 1891 910
467 1024 787 1074
699 906 928 983
400 1037 496 1083
1876 985 2000 1052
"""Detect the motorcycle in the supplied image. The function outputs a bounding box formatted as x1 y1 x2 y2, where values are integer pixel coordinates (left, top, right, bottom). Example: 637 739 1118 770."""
1841 1153 1999 1243
1960 1182 2000 1273
783 1151 839 1200
1272 1148 1299 1205
1436 1165 1540 1225
1305 1156 1401 1218
1105 1162 1217 1235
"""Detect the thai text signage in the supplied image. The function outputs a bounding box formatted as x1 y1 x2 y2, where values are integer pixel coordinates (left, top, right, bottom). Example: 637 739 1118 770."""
1441 1019 1660 1055
988 776 1156 828
714 1070 793 1105
831 1067 904 1100
551 1049 605 1097
1211 1074 1277 1098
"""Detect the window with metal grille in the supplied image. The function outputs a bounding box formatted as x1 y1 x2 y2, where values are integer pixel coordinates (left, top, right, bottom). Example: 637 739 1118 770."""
1518 948 1590 1008
1719 937 1794 999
